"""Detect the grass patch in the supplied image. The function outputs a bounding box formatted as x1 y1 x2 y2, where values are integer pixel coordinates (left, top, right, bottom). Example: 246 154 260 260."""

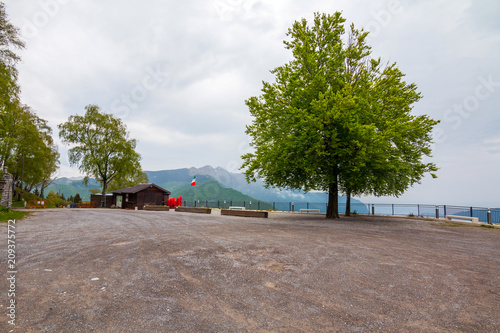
12 201 26 208
0 205 29 222
0 210 29 222
480 224 498 230
441 222 475 228
440 221 499 230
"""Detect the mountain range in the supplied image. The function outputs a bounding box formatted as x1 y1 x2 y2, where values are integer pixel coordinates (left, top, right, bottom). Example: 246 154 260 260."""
47 165 364 206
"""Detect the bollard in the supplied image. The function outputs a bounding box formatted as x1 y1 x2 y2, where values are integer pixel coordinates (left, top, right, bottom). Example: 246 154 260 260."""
487 209 492 225
249 201 252 210
224 200 226 209
371 205 375 215
292 202 294 212
435 206 439 219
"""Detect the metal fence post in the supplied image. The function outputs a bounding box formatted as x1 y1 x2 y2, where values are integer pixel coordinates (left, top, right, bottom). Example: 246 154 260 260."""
224 200 226 209
292 202 294 212
392 204 394 215
470 207 473 217
371 205 375 215
487 209 492 225
435 205 439 219
249 201 252 210
444 205 447 217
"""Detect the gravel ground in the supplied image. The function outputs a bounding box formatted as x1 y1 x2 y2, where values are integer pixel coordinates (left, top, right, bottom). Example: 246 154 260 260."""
1 209 499 332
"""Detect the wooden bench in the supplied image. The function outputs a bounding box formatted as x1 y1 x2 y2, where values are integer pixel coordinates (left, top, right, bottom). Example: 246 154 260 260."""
175 207 212 214
78 201 95 208
299 209 321 214
144 205 169 211
221 209 268 218
27 200 48 209
445 215 479 223
228 206 245 210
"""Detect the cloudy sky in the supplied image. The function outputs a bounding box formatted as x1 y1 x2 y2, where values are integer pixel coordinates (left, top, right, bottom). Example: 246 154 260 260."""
6 0 500 207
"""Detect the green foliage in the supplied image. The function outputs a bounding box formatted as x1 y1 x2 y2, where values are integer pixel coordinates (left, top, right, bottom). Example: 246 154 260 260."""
106 170 149 192
241 12 438 219
0 204 29 222
0 2 24 108
21 190 41 202
46 190 69 208
58 104 143 206
73 193 82 203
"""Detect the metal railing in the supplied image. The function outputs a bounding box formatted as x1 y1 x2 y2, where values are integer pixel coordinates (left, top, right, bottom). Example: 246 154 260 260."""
181 200 499 225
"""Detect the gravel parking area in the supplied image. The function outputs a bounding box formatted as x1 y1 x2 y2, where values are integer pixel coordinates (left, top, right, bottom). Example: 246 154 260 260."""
1 209 499 332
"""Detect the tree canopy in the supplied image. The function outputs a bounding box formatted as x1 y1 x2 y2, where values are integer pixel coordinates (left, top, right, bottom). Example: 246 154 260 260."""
58 104 144 207
241 12 438 218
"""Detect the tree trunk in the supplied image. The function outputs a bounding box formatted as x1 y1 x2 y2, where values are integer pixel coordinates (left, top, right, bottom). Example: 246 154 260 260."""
101 180 108 208
326 182 340 219
345 192 351 216
40 182 46 199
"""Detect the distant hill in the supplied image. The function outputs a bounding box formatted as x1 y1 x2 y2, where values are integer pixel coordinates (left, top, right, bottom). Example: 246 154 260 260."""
46 177 100 200
181 165 363 205
47 166 366 210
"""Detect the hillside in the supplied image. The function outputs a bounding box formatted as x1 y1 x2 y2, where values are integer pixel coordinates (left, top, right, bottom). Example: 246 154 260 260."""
183 165 363 205
47 171 258 203
173 179 258 202
47 166 366 210
46 177 100 200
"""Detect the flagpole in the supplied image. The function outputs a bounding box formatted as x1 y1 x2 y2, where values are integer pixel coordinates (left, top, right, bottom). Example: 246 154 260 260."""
191 176 197 207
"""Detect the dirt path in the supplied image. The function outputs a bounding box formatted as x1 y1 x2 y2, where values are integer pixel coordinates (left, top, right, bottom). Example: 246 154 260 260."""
1 209 499 332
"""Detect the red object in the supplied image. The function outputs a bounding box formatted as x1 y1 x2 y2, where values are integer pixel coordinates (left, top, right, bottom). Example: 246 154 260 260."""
166 196 183 208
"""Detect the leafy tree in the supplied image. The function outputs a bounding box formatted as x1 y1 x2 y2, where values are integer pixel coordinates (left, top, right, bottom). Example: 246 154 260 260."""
73 193 82 204
1 103 59 200
241 12 438 219
46 190 68 208
88 188 101 195
106 170 149 192
0 2 24 109
58 104 143 207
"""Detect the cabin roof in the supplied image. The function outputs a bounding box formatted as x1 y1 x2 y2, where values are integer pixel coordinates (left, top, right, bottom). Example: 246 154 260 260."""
112 183 171 195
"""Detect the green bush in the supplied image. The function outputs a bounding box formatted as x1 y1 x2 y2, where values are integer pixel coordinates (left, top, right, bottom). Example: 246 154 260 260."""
22 191 42 202
46 190 69 208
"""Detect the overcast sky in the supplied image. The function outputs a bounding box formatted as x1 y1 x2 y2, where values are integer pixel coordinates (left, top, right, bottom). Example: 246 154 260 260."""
6 0 500 207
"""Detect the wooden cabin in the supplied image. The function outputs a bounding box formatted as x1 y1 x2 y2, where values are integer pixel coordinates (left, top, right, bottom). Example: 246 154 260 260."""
112 184 171 210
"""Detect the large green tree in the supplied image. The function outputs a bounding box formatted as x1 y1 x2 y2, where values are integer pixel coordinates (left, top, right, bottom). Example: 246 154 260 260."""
241 12 438 219
0 1 25 170
58 104 143 207
0 2 24 109
1 102 59 200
